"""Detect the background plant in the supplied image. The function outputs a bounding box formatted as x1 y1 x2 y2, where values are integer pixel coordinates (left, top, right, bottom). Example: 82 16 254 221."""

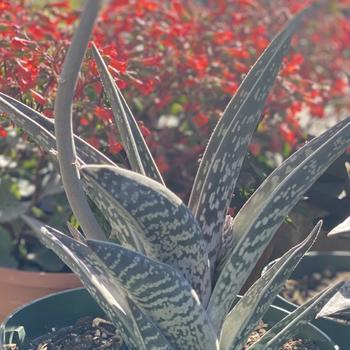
1 0 350 199
0 127 73 270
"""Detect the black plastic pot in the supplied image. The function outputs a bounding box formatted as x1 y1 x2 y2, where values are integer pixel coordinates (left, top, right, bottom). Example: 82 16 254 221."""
264 251 350 350
0 287 337 349
0 288 103 349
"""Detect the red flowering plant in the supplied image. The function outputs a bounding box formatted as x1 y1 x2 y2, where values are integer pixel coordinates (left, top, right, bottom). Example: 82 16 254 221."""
1 0 350 204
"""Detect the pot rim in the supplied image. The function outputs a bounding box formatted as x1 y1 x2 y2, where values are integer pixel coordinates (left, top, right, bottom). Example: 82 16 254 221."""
0 288 338 350
0 267 80 288
0 287 85 329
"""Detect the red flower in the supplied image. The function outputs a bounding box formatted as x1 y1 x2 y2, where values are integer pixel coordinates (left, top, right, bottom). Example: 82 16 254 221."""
234 61 248 74
213 30 234 45
279 123 297 146
155 155 169 173
0 127 7 138
193 113 209 128
109 142 123 154
46 1 70 8
249 143 261 156
27 26 46 41
134 79 154 96
225 47 249 59
0 1 10 11
11 37 35 48
186 55 209 75
222 81 238 95
282 53 304 75
332 77 348 94
141 56 162 67
309 103 325 119
79 117 89 126
43 109 54 118
109 59 127 74
94 106 113 122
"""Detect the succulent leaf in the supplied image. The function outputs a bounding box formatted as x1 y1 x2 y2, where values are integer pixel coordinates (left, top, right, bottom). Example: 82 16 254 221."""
327 215 350 238
0 96 147 253
219 221 321 350
208 118 350 330
23 218 144 350
84 171 151 255
317 280 350 321
80 164 211 305
0 96 58 155
29 218 174 350
217 117 350 270
0 93 117 166
88 239 218 350
128 302 175 350
187 8 309 272
92 44 164 184
249 282 344 350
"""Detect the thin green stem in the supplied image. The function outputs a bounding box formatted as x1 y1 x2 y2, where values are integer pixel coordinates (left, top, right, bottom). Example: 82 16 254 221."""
54 0 106 241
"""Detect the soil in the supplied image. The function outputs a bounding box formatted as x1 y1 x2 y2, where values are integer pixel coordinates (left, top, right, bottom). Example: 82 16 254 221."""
26 317 124 350
6 318 319 350
281 269 350 306
244 322 319 350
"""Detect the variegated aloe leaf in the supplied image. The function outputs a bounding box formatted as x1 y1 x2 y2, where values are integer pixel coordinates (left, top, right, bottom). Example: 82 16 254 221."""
91 44 164 185
249 282 344 350
23 218 142 350
317 280 350 320
88 170 150 254
0 96 149 252
208 118 350 330
87 239 218 350
127 301 175 350
0 93 118 166
0 96 58 154
187 8 309 271
217 117 350 270
80 164 211 305
27 218 174 350
328 215 350 238
219 221 321 350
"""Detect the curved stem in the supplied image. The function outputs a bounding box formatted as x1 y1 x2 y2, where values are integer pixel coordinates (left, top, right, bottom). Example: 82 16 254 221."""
54 0 106 241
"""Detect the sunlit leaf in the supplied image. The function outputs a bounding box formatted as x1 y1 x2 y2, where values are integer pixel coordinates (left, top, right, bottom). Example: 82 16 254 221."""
217 117 350 270
250 282 344 350
0 93 118 166
92 44 164 184
318 281 350 321
80 164 211 305
88 239 218 350
188 8 310 272
25 216 172 350
208 118 350 330
219 221 321 350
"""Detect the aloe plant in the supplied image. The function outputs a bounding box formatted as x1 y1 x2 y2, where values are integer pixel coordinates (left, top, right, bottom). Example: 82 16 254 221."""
1 1 350 349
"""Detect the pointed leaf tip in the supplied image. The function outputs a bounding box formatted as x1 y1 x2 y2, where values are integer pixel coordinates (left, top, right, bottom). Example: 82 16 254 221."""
91 43 164 184
317 280 350 320
327 216 350 238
